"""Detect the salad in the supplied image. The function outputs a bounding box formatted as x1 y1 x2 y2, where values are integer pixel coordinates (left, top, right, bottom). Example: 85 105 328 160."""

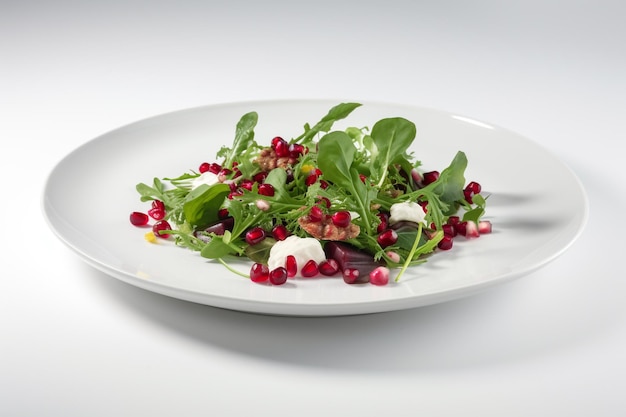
129 103 491 286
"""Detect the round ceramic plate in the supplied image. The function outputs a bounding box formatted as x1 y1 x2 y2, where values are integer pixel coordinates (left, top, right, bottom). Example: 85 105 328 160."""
42 100 588 316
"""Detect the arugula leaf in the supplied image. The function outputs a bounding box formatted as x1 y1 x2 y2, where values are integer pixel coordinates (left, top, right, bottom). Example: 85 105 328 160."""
136 177 166 202
200 231 243 259
293 103 362 146
217 111 258 168
463 193 486 222
182 183 230 228
370 117 417 187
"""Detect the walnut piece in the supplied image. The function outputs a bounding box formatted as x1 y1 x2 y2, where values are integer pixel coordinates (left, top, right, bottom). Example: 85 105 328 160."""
255 148 297 171
298 216 360 241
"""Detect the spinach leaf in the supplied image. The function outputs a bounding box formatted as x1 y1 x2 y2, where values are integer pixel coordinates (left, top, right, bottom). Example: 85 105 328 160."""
426 151 467 205
317 131 373 234
183 183 230 228
370 117 416 187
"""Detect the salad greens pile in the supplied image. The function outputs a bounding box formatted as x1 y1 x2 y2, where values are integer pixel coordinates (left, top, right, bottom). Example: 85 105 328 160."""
133 103 488 283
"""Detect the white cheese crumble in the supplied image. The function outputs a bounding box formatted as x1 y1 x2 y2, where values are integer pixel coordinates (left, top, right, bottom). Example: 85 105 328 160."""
389 201 426 225
190 171 220 190
268 235 326 274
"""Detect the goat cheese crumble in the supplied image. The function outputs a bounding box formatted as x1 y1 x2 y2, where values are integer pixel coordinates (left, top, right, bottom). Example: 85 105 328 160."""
389 201 426 225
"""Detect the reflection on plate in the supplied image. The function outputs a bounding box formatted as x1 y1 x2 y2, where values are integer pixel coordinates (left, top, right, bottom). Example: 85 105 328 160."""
42 100 588 316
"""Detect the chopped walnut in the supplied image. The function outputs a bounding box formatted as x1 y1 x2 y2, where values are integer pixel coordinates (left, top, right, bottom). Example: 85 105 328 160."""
255 148 297 171
298 216 360 241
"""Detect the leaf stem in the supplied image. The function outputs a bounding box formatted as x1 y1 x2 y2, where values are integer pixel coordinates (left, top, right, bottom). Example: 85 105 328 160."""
217 258 249 279
395 223 423 282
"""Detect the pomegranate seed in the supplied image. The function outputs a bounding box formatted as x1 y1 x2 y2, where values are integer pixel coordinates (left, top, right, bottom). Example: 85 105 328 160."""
422 171 440 185
410 168 423 185
129 211 149 226
331 211 351 228
274 140 290 158
289 143 305 158
447 216 460 226
271 224 289 241
386 251 401 263
208 163 222 174
245 227 266 245
255 200 270 211
269 267 288 285
464 182 482 204
152 220 172 238
285 255 297 277
316 196 331 209
376 212 389 233
258 183 275 196
478 220 492 234
308 205 324 222
320 180 329 189
318 259 339 276
148 207 165 220
218 208 230 219
466 181 482 194
301 260 319 277
250 263 269 282
437 235 454 250
463 220 480 238
377 229 398 248
305 173 318 186
359 174 367 183
218 168 232 177
343 268 360 284
369 266 390 286
199 162 211 173
228 192 240 200
253 171 268 183
271 136 286 149
442 224 456 237
455 221 467 236
241 179 254 191
152 200 165 211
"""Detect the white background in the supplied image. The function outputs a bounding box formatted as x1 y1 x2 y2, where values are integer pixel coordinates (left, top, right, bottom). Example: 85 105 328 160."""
2 1 625 416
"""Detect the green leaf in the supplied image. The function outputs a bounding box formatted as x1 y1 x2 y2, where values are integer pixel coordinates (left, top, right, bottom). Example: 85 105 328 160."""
244 237 276 263
430 151 467 204
394 224 428 252
222 111 258 167
463 207 485 223
264 168 289 200
200 233 237 259
294 102 362 145
183 183 230 228
317 131 373 234
317 131 357 187
370 117 417 187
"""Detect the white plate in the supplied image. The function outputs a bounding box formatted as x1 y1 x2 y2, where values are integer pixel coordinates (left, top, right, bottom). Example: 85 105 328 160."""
42 100 588 316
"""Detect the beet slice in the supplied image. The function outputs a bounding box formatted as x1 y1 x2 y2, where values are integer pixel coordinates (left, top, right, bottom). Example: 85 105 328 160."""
195 217 234 237
324 241 382 282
